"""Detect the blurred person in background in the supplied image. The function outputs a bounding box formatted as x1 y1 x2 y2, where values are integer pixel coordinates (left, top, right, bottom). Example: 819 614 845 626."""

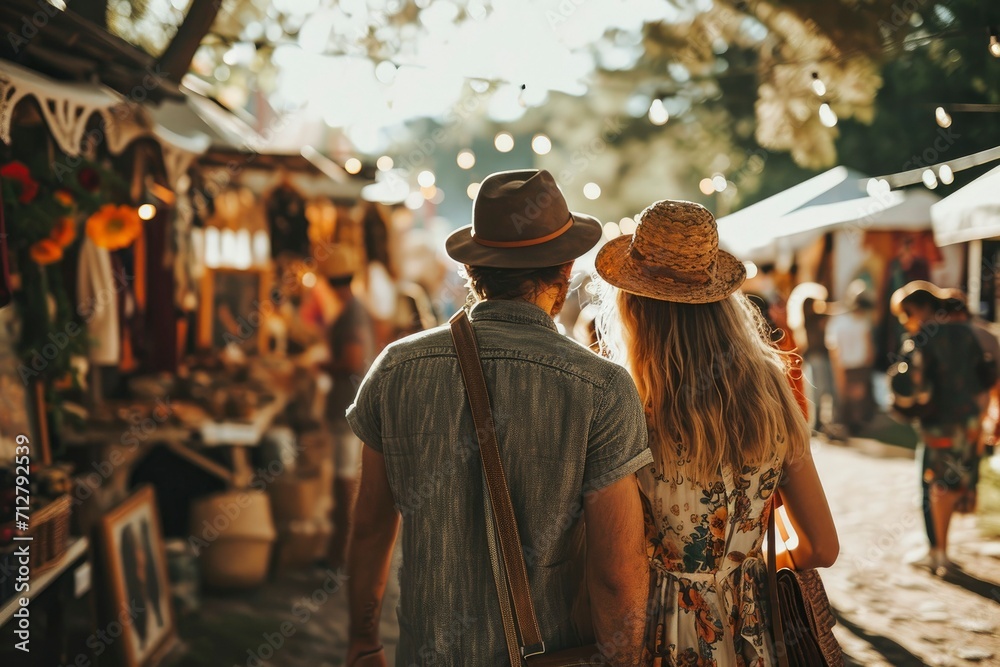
788 282 838 436
826 280 876 436
943 289 1000 511
596 200 838 667
318 244 376 570
882 236 931 367
889 282 991 574
357 202 399 349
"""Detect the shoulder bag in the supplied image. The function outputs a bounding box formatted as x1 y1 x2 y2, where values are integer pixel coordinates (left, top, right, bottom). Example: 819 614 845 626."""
450 310 604 666
766 491 844 667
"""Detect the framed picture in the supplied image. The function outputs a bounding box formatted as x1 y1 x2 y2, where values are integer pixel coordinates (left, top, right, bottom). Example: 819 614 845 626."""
198 267 272 354
99 485 176 667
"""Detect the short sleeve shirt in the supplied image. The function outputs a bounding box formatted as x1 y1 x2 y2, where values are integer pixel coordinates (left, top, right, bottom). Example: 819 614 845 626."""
347 299 651 665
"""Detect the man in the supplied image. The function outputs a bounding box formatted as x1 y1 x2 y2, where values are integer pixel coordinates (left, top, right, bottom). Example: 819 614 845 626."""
889 281 989 574
319 244 376 569
345 170 652 666
942 289 1000 510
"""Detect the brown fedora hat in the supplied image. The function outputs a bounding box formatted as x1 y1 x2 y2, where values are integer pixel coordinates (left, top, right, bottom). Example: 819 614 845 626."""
595 200 745 303
446 169 602 268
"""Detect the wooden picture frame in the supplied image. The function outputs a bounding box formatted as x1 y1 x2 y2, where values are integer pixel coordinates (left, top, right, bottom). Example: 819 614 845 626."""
99 485 176 667
198 267 272 355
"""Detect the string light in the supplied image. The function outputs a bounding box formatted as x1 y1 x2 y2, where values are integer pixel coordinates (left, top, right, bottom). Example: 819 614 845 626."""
934 106 952 128
990 33 1000 58
467 182 481 199
818 103 838 127
711 174 727 192
457 149 476 169
939 164 954 185
810 72 826 97
138 204 157 220
583 182 601 200
531 134 552 155
376 155 394 171
344 158 362 174
648 98 669 125
921 169 938 189
603 221 621 238
494 132 514 152
619 217 637 235
698 178 715 195
417 170 436 187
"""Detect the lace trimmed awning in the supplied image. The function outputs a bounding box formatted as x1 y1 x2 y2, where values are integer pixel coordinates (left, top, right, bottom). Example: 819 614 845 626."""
0 59 210 169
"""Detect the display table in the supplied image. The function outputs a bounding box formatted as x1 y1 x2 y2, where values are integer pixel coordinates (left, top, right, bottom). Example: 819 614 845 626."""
62 389 290 489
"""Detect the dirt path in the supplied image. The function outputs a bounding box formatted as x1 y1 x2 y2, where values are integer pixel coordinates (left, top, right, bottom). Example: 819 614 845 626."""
814 440 1000 666
166 439 1000 667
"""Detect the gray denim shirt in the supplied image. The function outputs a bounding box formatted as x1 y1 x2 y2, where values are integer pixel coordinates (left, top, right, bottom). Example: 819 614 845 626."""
347 299 651 666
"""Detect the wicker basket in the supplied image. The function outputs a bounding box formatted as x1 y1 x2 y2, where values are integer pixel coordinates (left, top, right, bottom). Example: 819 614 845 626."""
18 495 72 573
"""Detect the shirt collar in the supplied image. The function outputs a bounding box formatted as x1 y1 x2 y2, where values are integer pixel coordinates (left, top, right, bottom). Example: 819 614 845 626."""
469 299 558 332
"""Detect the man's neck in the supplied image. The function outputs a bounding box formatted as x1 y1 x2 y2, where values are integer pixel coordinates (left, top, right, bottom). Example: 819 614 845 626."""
484 294 558 318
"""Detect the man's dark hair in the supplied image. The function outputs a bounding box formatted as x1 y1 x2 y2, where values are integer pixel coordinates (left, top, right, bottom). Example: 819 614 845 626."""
327 274 354 288
901 290 939 312
465 262 571 301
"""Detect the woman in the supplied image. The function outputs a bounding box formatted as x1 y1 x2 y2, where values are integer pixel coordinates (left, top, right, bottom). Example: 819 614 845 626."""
595 200 839 666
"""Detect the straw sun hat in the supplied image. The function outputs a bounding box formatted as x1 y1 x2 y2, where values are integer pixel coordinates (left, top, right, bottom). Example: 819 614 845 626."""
595 200 745 303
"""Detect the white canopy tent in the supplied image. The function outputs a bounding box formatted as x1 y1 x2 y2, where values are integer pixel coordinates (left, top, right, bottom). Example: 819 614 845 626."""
718 166 870 262
774 188 940 247
930 163 1000 247
930 162 1000 314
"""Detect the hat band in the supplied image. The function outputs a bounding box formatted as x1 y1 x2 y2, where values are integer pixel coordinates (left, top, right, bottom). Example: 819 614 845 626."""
472 216 573 249
631 247 713 285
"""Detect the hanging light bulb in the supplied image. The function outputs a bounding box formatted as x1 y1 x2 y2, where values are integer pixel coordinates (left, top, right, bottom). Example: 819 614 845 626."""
810 72 826 96
648 99 669 125
494 132 514 152
818 103 838 127
934 106 952 128
990 33 1000 58
921 169 938 189
457 149 476 169
939 164 954 185
531 134 552 155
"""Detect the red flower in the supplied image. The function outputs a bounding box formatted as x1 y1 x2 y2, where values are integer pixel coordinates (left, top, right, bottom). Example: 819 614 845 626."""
0 161 39 203
77 167 101 192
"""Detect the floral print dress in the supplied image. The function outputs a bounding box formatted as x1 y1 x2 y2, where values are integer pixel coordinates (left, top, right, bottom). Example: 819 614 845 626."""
639 456 781 667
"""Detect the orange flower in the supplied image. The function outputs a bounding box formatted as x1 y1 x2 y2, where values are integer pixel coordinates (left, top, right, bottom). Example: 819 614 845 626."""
54 190 75 208
85 204 142 250
708 506 728 540
50 217 76 247
29 238 63 265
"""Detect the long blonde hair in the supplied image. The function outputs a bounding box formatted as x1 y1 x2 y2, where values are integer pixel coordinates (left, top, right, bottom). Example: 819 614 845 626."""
598 286 808 486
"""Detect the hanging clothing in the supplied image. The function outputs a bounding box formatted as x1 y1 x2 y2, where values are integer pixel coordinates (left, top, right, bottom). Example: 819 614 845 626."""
77 237 120 365
641 457 781 667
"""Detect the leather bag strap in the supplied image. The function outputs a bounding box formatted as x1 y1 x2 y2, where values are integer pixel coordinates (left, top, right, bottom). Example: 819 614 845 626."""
449 310 545 661
768 492 792 667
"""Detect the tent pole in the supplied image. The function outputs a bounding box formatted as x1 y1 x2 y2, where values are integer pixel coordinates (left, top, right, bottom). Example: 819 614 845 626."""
968 239 983 315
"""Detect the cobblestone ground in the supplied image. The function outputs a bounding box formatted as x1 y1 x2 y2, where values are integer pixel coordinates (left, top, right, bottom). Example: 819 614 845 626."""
165 440 1000 667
